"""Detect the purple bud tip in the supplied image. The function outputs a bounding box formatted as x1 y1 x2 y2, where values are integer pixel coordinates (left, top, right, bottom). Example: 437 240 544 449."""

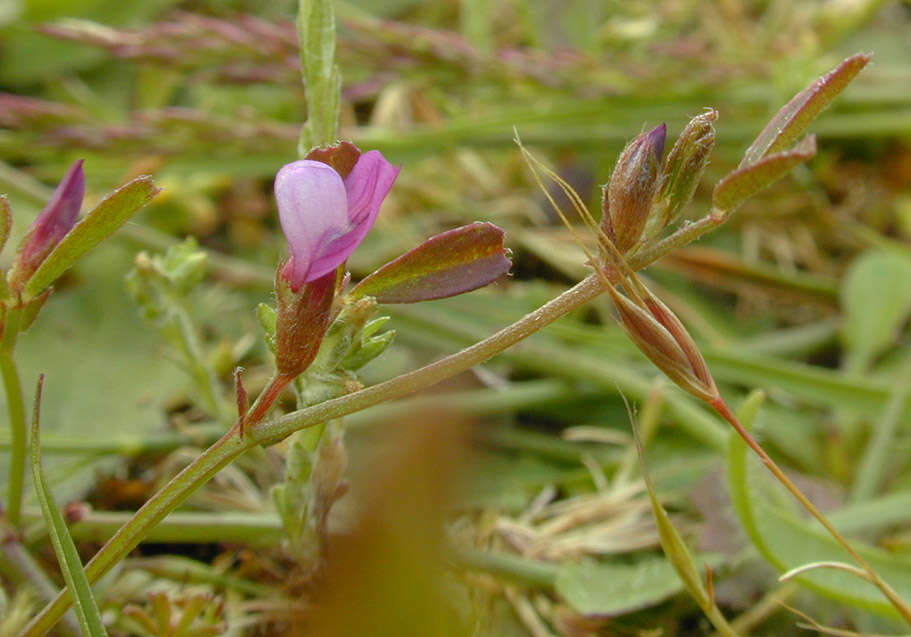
11 159 85 287
33 159 85 244
276 150 400 291
645 123 667 161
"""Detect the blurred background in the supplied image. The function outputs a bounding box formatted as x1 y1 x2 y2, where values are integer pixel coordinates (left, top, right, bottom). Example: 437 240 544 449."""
1 1 910 635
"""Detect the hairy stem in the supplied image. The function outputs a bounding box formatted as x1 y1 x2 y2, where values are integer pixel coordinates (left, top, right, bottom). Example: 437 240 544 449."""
628 210 723 270
22 273 606 635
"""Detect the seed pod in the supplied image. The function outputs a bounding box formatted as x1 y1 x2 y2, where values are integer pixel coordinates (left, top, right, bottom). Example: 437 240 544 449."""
607 283 718 403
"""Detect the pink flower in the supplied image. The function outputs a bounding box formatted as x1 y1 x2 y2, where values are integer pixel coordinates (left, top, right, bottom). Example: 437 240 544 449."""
10 159 85 288
275 150 400 291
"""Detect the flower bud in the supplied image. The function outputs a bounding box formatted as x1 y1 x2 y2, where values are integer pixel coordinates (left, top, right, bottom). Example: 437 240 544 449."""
9 160 84 290
274 268 337 379
601 124 666 255
650 109 716 236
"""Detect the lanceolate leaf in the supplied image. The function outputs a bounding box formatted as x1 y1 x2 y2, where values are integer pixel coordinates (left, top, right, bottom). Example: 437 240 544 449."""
713 135 816 215
740 53 870 168
24 176 159 298
31 382 109 636
350 222 511 304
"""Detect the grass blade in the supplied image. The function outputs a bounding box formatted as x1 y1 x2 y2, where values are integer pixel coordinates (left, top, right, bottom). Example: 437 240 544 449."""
30 375 109 637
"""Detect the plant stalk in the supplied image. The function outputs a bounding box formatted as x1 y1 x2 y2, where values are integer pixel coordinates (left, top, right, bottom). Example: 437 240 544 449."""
710 398 911 624
1 308 25 527
21 273 607 635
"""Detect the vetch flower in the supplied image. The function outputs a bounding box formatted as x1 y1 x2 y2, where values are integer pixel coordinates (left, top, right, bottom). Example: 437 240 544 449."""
276 150 400 291
9 159 84 289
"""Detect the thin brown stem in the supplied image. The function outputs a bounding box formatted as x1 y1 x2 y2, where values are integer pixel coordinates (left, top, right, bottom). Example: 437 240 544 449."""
710 397 911 624
238 374 293 438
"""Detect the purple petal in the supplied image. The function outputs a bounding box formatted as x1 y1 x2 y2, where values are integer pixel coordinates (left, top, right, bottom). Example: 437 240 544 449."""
306 150 400 280
275 160 348 289
343 150 400 226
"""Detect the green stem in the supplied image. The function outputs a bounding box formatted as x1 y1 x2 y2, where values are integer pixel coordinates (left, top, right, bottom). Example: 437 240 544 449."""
297 0 341 152
0 424 224 455
627 211 723 271
1 310 26 527
714 582 797 637
22 273 607 635
703 604 739 637
451 547 558 588
711 398 911 624
22 510 284 546
167 301 226 420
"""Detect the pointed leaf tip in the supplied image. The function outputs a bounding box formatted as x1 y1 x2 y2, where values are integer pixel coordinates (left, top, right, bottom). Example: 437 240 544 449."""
24 175 160 297
741 52 870 168
350 222 511 304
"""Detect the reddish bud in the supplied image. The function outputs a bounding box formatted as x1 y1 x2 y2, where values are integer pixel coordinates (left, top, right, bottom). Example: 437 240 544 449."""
9 160 84 290
274 268 337 379
601 124 666 255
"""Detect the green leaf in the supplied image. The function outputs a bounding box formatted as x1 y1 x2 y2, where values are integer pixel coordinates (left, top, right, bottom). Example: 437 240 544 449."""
24 175 159 298
741 53 870 167
556 553 723 617
840 249 911 373
0 243 188 503
712 135 816 215
726 394 911 619
31 382 109 637
350 222 511 304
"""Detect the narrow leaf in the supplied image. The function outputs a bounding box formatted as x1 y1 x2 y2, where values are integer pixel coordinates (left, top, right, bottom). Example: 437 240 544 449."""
636 429 710 609
350 222 511 304
31 376 109 636
24 176 159 297
741 53 870 167
713 135 816 214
